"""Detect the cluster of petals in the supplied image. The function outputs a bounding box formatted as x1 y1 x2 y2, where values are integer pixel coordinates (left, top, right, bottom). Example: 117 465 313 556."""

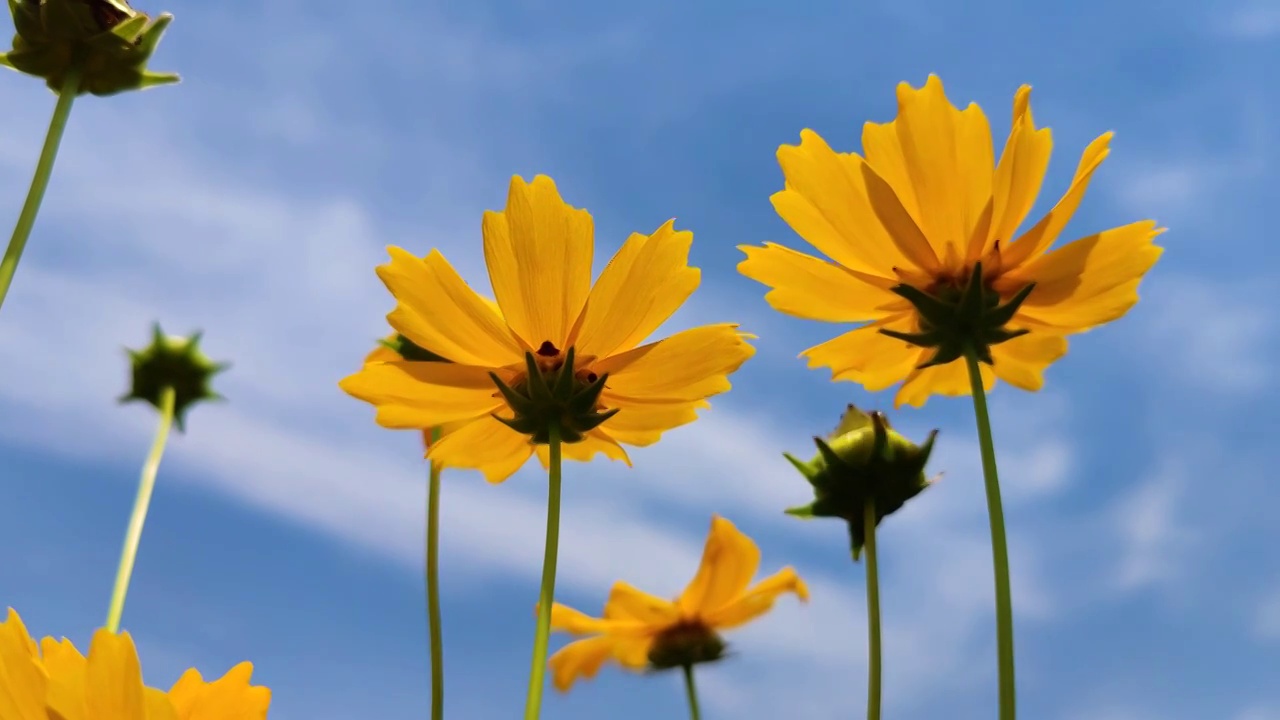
0 609 269 720
738 74 1163 406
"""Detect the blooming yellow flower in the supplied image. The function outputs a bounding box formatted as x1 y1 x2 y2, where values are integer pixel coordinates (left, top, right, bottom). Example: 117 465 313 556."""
546 516 808 692
341 175 755 483
0 608 270 719
738 75 1164 407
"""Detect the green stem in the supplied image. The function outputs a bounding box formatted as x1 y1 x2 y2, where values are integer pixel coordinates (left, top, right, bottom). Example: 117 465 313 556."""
522 423 563 720
105 385 175 633
863 499 882 720
426 427 445 720
682 663 702 720
963 350 1016 720
0 64 83 315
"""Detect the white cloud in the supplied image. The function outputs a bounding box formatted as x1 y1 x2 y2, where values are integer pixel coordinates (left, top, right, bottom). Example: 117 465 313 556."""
1220 4 1280 39
1111 463 1192 593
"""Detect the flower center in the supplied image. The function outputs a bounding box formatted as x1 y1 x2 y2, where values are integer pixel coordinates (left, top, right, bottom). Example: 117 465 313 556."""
647 620 726 670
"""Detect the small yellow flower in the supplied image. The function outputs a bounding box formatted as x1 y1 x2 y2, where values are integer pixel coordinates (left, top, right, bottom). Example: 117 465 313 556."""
341 175 755 483
547 516 808 692
738 75 1164 407
0 608 270 719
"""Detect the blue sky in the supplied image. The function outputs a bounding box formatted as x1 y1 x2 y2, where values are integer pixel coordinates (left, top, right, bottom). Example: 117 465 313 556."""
1 0 1278 718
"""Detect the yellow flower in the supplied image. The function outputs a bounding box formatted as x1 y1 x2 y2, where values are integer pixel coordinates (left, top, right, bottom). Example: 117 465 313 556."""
547 516 808 692
0 608 270 719
341 175 755 483
738 75 1164 407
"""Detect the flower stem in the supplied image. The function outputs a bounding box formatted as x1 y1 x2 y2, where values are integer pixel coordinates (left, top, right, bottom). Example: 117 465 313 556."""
963 350 1016 720
425 427 445 720
105 385 175 633
523 423 563 720
0 64 83 316
682 663 702 720
863 498 882 720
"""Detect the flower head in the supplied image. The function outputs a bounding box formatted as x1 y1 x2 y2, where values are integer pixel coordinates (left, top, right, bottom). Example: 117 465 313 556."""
341 175 755 483
546 516 808 692
738 75 1164 407
784 404 938 559
0 608 270 719
0 0 179 96
119 323 227 432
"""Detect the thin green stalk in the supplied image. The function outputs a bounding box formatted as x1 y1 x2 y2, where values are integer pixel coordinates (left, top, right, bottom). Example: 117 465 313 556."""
682 663 702 720
863 499 882 720
426 427 445 720
105 385 176 633
963 350 1017 720
0 64 83 315
522 423 563 720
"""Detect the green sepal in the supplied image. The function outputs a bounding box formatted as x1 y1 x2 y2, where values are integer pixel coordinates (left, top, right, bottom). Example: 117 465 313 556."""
879 261 1037 369
1 0 178 96
118 322 228 432
487 350 617 445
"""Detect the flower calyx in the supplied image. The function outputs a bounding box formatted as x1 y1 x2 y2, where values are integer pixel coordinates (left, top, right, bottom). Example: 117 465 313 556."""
879 261 1035 367
646 621 726 672
783 404 938 560
1 0 179 96
489 346 617 445
119 322 227 431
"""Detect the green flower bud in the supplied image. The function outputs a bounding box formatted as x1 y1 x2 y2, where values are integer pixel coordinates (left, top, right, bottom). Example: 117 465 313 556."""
646 621 726 671
119 323 226 432
878 261 1035 368
784 404 939 560
0 0 179 96
488 346 618 445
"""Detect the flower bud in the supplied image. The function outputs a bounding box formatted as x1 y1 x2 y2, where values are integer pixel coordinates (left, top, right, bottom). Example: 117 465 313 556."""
879 261 1035 367
784 404 938 560
118 323 226 431
0 0 179 96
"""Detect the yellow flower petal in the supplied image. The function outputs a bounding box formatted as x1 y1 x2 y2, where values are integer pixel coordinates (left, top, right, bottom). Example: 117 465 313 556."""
1000 131 1114 270
983 86 1053 259
0 609 46 720
574 220 700 359
677 516 761 615
703 567 809 631
339 361 505 429
773 130 929 277
362 343 400 365
736 243 900 322
535 429 631 468
144 688 179 720
800 313 923 392
875 75 970 262
1003 221 1164 332
84 630 147 720
41 637 87 720
602 582 680 625
378 247 525 367
990 334 1069 392
596 399 707 447
547 635 650 693
594 325 754 403
482 175 594 350
427 415 533 484
893 357 995 408
168 662 270 720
